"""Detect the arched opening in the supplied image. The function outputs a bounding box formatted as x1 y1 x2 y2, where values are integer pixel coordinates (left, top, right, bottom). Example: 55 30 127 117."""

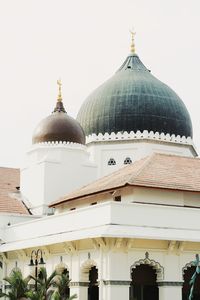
130 264 159 300
88 266 99 300
182 266 200 300
55 264 70 298
60 268 70 299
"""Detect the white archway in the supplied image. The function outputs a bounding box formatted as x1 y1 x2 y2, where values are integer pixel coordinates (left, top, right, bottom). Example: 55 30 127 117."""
130 253 164 281
81 259 98 282
55 262 69 275
182 260 195 280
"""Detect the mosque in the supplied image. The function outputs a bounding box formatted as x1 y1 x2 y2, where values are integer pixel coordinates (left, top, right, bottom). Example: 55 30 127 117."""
0 34 200 300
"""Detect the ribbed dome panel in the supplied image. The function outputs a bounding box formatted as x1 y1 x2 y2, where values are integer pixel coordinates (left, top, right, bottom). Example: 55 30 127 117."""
77 54 193 138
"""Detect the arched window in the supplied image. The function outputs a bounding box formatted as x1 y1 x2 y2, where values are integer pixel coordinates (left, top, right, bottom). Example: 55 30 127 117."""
88 266 99 300
108 158 116 166
124 157 132 164
182 266 200 300
130 264 158 300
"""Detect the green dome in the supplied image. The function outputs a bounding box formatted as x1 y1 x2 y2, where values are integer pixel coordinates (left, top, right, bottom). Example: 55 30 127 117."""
77 53 193 138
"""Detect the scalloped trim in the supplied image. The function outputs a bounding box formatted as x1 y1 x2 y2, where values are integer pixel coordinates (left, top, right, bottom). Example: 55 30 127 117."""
32 141 86 150
86 130 193 145
131 253 164 281
80 258 98 281
182 260 195 278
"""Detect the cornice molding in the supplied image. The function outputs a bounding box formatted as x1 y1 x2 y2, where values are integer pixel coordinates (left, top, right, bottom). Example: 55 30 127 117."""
157 281 183 287
86 130 193 146
30 141 86 151
103 280 131 286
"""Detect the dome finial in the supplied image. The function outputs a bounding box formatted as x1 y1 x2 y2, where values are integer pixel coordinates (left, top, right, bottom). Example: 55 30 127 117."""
57 79 62 102
130 29 136 54
53 79 66 113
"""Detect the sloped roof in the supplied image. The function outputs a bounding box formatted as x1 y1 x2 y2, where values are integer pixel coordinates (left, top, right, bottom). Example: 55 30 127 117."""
50 153 200 207
0 167 29 214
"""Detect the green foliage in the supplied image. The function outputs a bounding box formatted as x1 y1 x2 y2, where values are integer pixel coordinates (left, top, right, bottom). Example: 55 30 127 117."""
0 269 30 299
51 289 77 300
25 289 44 300
0 267 77 300
51 272 77 300
28 267 57 300
51 291 60 300
51 273 70 300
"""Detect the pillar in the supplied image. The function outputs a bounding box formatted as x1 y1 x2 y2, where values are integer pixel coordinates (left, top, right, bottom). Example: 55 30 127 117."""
104 280 130 300
158 282 183 300
70 282 88 300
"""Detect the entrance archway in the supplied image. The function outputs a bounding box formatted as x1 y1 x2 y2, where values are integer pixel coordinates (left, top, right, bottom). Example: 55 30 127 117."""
182 266 200 300
88 266 99 300
130 264 159 300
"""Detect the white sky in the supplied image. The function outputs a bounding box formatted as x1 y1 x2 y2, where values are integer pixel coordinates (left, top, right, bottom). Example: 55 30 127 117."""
0 0 199 167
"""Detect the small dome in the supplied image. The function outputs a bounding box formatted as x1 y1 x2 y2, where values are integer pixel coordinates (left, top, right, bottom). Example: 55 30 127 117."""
32 89 85 145
77 53 193 138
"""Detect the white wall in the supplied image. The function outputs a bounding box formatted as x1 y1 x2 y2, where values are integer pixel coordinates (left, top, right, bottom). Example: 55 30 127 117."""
3 246 198 300
0 214 40 242
2 201 200 252
87 138 196 178
20 143 97 215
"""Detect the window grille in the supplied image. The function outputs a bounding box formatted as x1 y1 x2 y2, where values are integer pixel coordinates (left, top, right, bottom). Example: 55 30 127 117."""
108 158 116 166
114 196 121 202
124 157 132 164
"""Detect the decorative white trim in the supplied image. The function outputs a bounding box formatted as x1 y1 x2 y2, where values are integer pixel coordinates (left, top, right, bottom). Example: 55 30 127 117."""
182 260 196 279
103 280 131 286
30 141 86 151
86 130 193 145
55 262 69 273
80 258 98 282
131 253 164 281
157 281 183 287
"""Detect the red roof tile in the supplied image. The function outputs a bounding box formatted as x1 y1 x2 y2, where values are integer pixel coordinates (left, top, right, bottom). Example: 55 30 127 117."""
50 153 200 207
0 167 29 214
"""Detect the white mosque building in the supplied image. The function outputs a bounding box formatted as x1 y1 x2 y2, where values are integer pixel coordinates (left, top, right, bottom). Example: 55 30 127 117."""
0 35 200 300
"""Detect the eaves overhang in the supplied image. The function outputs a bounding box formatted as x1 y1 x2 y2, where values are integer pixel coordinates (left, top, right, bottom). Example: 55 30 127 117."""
1 202 200 252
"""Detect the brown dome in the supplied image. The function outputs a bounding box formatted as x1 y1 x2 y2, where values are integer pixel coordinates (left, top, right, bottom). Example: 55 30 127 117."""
32 100 85 145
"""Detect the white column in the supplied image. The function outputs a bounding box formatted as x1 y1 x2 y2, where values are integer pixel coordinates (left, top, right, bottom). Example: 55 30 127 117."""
70 283 88 300
103 249 130 300
158 282 183 300
104 281 130 300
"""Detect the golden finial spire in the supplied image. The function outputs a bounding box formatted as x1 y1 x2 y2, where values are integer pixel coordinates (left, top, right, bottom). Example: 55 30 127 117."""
57 79 62 102
130 30 136 54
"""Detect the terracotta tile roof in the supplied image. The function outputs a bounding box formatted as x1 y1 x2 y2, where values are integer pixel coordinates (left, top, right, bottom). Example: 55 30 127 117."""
50 153 200 207
0 167 29 214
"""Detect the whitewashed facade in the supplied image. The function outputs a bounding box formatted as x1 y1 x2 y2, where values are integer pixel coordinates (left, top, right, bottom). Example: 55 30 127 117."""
0 42 199 300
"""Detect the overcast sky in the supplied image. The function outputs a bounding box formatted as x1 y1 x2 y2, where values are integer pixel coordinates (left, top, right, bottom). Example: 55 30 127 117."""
0 0 199 167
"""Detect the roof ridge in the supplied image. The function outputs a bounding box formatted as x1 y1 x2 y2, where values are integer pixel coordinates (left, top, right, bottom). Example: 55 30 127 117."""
152 152 200 160
53 160 132 204
0 166 19 170
126 154 155 184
